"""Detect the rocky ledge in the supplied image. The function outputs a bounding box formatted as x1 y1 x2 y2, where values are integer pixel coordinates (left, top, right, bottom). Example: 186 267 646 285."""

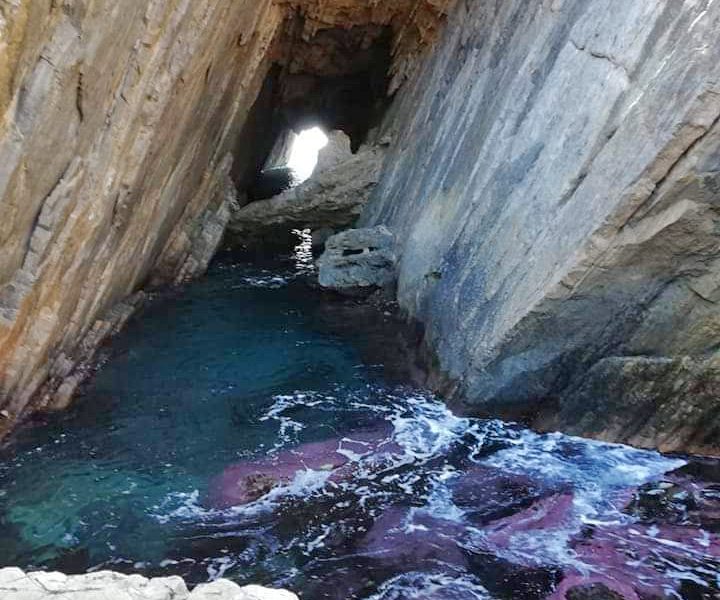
0 568 297 600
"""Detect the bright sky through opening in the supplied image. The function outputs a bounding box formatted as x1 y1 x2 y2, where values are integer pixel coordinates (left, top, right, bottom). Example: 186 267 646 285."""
286 127 329 182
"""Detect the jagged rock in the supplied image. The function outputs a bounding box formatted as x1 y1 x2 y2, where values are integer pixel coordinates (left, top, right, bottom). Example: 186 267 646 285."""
317 226 397 295
228 147 385 248
625 481 697 524
0 568 297 600
315 130 353 175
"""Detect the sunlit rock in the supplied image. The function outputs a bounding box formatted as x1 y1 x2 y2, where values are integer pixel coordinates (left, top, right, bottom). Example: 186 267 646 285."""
317 226 397 295
227 146 386 250
0 568 298 600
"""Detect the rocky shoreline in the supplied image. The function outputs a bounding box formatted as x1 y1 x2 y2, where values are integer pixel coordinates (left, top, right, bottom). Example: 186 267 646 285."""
0 568 297 600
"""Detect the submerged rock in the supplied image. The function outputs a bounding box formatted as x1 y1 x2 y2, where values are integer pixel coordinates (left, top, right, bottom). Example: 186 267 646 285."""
625 480 697 524
0 568 297 600
208 426 400 508
317 226 397 295
564 582 627 600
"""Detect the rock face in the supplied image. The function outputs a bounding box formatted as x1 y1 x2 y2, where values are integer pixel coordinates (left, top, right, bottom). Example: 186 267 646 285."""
228 146 385 248
0 0 287 433
314 130 353 175
247 166 299 202
537 356 720 454
0 0 450 432
0 568 298 600
361 0 720 452
317 226 397 294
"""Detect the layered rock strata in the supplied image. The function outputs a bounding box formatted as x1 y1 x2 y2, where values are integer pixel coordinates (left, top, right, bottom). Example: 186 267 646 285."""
0 0 286 435
361 0 720 453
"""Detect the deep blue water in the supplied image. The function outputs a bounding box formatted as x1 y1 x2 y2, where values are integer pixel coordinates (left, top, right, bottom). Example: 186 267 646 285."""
0 254 718 599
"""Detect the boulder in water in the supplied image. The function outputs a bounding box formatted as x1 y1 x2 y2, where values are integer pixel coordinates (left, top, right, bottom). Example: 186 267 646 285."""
317 226 397 295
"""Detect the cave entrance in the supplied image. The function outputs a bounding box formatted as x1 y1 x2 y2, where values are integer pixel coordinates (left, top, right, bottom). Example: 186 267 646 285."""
225 18 395 255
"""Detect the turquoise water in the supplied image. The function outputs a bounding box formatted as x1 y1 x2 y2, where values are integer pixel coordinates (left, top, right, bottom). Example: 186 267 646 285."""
0 253 718 599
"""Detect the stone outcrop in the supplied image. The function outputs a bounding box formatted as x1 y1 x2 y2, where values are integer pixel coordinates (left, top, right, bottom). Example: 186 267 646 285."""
228 145 385 248
314 130 353 175
0 568 297 600
361 0 720 452
317 226 397 294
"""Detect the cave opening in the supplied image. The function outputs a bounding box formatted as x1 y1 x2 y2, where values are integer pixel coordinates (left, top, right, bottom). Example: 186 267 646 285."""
230 19 394 207
286 126 329 183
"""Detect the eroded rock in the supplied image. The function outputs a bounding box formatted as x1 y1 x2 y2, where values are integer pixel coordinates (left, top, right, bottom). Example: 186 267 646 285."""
539 356 720 454
0 568 297 600
317 226 397 295
228 146 386 248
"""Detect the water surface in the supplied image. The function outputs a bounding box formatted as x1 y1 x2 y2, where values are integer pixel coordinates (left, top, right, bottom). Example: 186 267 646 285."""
0 254 718 599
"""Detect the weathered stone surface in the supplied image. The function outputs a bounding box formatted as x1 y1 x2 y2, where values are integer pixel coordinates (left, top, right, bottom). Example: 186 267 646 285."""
228 146 385 247
0 568 298 600
0 0 287 431
317 226 397 294
537 356 720 455
314 130 353 175
361 0 720 451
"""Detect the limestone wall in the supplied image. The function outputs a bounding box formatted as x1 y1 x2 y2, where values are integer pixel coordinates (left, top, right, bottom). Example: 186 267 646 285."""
0 0 285 430
362 0 720 452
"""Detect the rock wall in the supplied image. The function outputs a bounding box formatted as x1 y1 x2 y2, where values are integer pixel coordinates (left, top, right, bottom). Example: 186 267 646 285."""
362 0 720 453
0 0 287 433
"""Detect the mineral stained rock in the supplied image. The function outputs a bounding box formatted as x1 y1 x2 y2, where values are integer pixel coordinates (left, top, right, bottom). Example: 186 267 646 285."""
317 225 397 294
208 426 400 508
0 568 298 600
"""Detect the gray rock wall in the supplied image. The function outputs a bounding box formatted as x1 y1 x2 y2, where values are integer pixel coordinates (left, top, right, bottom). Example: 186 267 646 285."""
362 0 720 450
